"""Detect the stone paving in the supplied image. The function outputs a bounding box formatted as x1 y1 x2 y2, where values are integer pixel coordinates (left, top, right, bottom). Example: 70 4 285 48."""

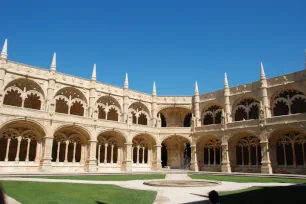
0 174 301 204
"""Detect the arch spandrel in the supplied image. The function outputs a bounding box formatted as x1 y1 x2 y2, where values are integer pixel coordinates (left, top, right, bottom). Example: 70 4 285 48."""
4 78 46 98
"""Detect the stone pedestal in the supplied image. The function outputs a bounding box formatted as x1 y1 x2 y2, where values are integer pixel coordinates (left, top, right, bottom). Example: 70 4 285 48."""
153 145 162 170
260 140 272 174
190 145 199 172
85 140 97 172
40 137 53 172
221 142 231 173
122 143 133 172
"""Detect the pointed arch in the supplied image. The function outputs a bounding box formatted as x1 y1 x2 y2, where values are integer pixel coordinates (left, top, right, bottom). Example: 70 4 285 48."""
232 97 260 121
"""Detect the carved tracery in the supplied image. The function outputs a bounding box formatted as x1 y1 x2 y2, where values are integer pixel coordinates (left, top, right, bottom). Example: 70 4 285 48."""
234 98 259 121
202 105 222 125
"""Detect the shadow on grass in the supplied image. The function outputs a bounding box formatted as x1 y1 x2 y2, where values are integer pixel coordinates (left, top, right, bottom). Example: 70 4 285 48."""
184 184 306 204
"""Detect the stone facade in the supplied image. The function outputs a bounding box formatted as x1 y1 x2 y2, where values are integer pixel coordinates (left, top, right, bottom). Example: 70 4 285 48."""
0 39 305 174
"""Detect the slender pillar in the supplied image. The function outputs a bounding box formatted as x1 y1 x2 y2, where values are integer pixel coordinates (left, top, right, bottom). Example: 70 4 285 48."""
72 142 76 163
104 143 108 163
123 73 129 123
25 138 31 162
248 146 251 167
117 147 121 164
137 145 140 164
213 147 216 166
15 136 22 163
56 141 60 163
4 138 11 162
142 148 145 164
194 81 200 127
35 142 41 163
98 144 101 164
292 143 296 168
152 81 157 126
111 145 114 164
64 140 69 163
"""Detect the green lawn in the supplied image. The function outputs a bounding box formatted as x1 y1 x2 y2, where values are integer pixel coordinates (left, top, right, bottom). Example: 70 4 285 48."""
219 185 306 204
24 174 165 181
1 181 156 204
189 174 306 184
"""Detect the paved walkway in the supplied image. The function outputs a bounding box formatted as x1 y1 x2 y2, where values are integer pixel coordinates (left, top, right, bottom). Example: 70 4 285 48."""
0 174 301 204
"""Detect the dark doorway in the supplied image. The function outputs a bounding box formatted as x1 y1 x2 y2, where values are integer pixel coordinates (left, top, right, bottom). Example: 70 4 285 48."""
184 143 191 169
161 143 167 167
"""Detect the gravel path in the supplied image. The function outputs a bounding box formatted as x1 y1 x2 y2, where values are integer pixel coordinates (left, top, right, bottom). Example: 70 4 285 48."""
0 174 300 204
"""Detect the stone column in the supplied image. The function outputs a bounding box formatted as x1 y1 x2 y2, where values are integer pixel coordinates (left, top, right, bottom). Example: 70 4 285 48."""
56 141 60 163
86 140 97 172
122 142 133 172
260 140 272 174
123 75 129 123
15 136 22 163
190 145 199 171
136 145 140 164
111 144 114 164
104 143 108 163
221 140 231 173
4 138 11 162
64 140 69 163
25 138 31 162
97 144 101 164
153 144 162 170
72 142 77 163
40 136 54 172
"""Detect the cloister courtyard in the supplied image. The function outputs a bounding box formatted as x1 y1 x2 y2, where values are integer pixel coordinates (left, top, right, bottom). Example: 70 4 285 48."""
0 171 305 204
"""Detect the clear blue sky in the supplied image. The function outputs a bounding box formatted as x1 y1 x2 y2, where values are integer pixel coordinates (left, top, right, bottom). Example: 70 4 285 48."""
1 0 306 95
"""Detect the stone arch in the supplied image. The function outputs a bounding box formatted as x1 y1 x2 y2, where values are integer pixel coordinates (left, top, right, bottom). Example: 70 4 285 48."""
96 130 127 165
158 106 192 127
129 102 150 125
201 104 223 125
268 127 306 173
3 78 45 110
232 97 260 121
132 133 157 165
161 135 191 169
96 95 121 122
54 87 88 116
197 135 222 169
52 125 90 164
0 119 46 162
270 88 306 116
228 132 261 173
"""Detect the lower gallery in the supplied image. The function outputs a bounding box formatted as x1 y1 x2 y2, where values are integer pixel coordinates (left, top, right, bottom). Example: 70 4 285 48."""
0 39 305 174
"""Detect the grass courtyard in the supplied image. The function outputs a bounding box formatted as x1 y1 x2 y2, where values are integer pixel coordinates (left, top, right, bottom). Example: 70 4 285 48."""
24 174 165 181
219 185 306 204
1 181 156 204
189 174 306 184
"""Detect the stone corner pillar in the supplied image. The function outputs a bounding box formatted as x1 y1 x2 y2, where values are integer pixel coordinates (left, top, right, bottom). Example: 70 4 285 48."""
260 140 273 174
221 141 231 173
122 142 133 172
40 136 53 172
85 140 98 172
190 145 199 172
152 144 162 170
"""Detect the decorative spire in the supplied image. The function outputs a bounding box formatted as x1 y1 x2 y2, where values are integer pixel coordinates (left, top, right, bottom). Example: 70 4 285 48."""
194 81 199 95
260 62 266 79
1 39 7 59
50 52 56 71
152 81 156 96
91 64 96 81
224 72 229 88
124 73 128 89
